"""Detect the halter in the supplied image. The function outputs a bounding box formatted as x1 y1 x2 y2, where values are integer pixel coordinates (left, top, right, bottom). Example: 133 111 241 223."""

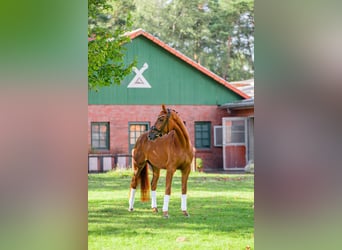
148 108 171 140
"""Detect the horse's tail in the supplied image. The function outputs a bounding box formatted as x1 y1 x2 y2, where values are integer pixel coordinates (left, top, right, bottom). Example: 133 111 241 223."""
140 164 150 202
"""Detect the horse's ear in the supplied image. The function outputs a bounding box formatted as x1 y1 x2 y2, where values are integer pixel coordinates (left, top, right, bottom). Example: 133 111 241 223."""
162 104 167 113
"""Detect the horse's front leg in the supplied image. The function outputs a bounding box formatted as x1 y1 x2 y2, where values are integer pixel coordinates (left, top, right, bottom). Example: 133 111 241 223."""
150 167 160 213
162 169 175 218
181 166 191 217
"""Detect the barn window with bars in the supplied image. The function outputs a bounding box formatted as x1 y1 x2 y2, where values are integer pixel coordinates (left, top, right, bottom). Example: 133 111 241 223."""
91 122 110 150
195 121 211 149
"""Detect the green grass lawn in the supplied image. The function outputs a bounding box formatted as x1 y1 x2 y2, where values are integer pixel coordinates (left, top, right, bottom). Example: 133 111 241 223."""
88 170 254 250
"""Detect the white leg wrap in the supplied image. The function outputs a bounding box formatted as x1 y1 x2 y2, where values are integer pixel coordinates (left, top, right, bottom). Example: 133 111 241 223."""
181 194 187 211
129 188 136 210
151 191 157 208
162 195 170 212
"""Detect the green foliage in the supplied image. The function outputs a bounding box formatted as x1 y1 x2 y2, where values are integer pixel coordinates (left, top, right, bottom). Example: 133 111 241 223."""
88 170 254 249
195 157 203 169
132 0 254 81
88 0 254 90
88 0 136 91
228 53 253 81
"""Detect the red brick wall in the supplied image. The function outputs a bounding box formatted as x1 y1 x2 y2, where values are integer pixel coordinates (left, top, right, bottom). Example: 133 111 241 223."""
88 105 254 170
88 105 232 170
229 108 254 117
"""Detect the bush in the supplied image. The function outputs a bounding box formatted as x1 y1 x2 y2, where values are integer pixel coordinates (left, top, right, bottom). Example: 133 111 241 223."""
196 158 203 171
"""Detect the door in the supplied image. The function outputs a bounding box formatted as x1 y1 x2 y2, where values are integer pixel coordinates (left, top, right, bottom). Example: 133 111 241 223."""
247 117 254 162
222 117 248 170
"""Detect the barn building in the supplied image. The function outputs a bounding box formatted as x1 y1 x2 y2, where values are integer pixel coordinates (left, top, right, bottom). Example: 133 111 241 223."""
88 29 254 172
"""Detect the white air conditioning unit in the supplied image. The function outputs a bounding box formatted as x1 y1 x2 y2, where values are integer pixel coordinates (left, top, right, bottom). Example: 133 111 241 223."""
214 125 223 147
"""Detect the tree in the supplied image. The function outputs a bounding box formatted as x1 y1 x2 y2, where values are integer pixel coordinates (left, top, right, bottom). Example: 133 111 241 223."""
132 0 254 82
88 0 136 91
225 0 254 81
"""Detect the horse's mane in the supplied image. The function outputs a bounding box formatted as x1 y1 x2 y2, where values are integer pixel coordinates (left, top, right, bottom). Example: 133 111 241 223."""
170 110 191 149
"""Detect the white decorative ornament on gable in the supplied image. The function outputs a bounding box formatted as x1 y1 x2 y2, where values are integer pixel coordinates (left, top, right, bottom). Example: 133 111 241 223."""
127 63 151 88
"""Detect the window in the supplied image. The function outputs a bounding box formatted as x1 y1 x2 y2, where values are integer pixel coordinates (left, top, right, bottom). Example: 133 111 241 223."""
128 122 149 153
225 120 245 144
195 122 211 149
91 122 109 150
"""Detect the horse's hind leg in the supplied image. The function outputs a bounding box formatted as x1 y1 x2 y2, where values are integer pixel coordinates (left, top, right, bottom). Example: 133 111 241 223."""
128 162 142 211
181 166 191 217
150 167 160 212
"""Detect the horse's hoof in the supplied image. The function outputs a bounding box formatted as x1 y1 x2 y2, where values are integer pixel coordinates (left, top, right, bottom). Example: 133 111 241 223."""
163 211 169 218
128 208 134 212
152 207 159 213
182 210 190 217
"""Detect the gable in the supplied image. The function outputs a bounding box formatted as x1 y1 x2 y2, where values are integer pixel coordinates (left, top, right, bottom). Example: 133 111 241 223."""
88 36 243 105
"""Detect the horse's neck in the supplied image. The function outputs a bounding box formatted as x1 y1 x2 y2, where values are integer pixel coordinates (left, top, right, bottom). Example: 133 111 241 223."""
173 118 191 149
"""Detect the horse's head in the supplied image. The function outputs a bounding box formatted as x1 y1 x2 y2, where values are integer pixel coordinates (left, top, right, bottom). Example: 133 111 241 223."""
148 104 175 140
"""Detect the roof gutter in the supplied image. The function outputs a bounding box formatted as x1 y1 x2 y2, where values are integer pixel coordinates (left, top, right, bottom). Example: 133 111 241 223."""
219 98 254 113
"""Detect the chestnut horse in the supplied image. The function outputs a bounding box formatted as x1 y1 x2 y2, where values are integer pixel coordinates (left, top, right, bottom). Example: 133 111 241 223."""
128 104 193 218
